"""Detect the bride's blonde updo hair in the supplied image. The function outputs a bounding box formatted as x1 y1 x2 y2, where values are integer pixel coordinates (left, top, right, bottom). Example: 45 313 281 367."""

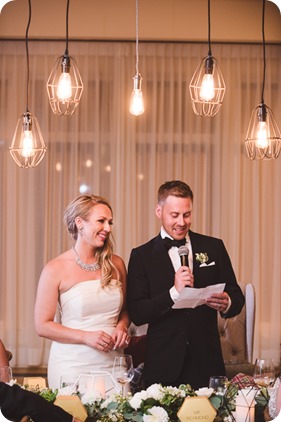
63 194 119 288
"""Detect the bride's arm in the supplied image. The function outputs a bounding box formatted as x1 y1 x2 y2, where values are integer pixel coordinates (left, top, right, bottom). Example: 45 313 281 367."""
34 257 114 351
111 255 131 349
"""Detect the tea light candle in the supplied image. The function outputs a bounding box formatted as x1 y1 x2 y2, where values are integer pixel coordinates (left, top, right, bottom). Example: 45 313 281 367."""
86 376 94 394
94 376 105 397
235 388 256 422
235 404 255 422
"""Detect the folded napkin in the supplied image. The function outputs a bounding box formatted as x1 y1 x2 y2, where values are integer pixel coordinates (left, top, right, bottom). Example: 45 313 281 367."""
199 261 215 267
231 373 256 389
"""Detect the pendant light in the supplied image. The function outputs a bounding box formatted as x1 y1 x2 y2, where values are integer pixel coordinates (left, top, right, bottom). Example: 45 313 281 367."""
189 0 226 117
129 0 145 116
0 0 14 13
245 0 281 160
46 0 83 116
9 0 47 168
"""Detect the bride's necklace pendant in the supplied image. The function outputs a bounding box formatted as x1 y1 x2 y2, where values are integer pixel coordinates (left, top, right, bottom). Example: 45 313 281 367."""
73 246 100 272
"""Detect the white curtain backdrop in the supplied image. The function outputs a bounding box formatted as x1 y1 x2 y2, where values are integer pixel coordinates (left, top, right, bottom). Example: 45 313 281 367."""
0 40 280 368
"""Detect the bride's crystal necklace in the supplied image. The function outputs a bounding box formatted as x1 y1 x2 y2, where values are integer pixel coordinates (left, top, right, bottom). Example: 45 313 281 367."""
73 246 100 272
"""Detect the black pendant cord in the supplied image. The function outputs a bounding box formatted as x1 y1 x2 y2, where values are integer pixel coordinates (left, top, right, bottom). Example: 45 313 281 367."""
65 0 70 56
261 0 266 105
207 0 212 57
25 0 31 113
135 0 139 75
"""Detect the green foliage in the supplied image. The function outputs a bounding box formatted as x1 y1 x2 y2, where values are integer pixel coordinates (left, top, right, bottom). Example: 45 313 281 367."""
255 386 270 408
209 383 238 419
38 388 57 402
19 379 270 421
22 384 58 403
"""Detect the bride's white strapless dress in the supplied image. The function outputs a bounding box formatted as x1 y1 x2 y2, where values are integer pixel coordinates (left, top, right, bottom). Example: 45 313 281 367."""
47 279 124 390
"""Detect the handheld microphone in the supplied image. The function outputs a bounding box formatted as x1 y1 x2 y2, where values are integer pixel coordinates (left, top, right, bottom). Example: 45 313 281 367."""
178 245 189 267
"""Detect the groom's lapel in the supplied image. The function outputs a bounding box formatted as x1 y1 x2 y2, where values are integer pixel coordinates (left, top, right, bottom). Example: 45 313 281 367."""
189 231 202 273
153 235 176 288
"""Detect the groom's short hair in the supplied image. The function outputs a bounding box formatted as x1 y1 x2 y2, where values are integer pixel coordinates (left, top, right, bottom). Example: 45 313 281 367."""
158 180 193 205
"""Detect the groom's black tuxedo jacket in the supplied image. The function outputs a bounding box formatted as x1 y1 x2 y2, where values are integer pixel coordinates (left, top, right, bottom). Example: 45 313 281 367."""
127 230 245 388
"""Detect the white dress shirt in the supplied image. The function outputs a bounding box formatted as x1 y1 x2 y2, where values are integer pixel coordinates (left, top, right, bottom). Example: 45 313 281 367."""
160 227 192 302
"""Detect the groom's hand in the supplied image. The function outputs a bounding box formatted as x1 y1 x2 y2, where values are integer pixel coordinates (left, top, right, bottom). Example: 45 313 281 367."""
174 267 194 292
205 292 230 313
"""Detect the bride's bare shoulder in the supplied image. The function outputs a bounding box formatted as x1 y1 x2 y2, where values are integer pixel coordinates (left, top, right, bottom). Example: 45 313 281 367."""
42 250 73 274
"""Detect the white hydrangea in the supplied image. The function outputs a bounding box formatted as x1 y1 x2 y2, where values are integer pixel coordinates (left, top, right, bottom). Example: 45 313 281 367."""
223 416 234 422
129 390 149 409
195 387 214 398
178 389 186 398
100 393 119 409
163 385 182 396
143 406 169 422
146 383 164 400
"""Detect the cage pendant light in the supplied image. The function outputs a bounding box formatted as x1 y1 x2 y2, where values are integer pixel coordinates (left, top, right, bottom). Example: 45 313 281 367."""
9 0 47 168
129 0 144 116
245 0 281 160
189 0 226 117
46 0 83 116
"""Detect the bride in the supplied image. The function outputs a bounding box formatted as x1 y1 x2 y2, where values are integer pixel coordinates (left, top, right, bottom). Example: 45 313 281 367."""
34 194 130 390
267 375 281 420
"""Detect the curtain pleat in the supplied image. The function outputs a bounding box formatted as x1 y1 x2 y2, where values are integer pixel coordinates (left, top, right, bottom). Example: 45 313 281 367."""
0 40 280 367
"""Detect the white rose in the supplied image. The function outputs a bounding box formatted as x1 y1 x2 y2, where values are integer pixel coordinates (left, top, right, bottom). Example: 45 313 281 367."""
129 390 148 409
146 384 164 400
143 406 169 422
195 387 214 398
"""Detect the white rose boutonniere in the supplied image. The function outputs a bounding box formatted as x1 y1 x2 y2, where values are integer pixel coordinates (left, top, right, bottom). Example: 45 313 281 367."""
195 252 209 265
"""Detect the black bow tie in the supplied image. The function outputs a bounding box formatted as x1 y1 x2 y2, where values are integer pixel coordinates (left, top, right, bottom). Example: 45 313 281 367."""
163 237 186 250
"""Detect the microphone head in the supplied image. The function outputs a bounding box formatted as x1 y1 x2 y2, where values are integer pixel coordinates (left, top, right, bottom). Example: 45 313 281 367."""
178 245 189 257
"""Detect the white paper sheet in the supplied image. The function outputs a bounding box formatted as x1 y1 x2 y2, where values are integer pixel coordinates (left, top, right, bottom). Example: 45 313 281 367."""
172 283 226 309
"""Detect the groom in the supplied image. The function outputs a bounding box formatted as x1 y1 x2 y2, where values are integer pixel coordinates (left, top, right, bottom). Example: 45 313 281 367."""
127 180 245 389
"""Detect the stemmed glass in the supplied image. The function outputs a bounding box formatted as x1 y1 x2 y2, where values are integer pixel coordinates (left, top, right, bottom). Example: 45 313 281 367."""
253 358 275 387
112 354 134 396
0 366 13 383
209 375 228 395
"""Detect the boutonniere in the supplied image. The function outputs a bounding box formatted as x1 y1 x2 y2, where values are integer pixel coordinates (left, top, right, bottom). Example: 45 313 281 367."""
195 252 209 265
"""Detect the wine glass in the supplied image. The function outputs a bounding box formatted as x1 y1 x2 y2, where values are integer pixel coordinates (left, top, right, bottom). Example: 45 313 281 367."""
0 366 13 383
209 375 228 395
253 358 275 387
112 354 134 396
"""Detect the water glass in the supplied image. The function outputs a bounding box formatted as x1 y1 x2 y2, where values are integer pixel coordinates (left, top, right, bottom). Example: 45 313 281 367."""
209 375 228 394
253 358 275 387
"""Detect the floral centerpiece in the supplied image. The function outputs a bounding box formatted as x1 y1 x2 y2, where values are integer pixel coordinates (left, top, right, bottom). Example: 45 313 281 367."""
82 383 196 421
9 375 269 422
80 381 268 422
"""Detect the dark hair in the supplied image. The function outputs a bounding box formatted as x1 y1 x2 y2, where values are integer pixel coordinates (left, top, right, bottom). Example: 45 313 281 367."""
158 180 193 205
